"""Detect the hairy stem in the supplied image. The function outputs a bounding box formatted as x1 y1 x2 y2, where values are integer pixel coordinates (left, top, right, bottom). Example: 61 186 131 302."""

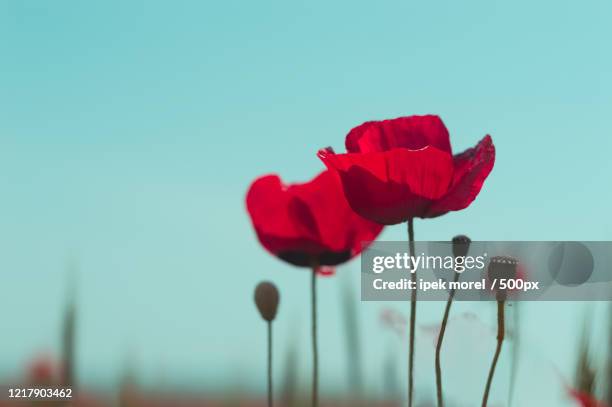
268 321 273 407
407 218 416 407
435 272 460 407
311 266 319 407
482 300 505 407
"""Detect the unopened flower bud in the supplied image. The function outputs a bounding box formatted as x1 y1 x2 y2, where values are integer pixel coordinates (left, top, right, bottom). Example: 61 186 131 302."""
254 281 280 322
452 235 471 258
488 256 518 301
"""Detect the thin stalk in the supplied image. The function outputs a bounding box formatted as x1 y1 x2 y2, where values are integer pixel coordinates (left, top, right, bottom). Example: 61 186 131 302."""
341 279 363 397
267 321 273 407
435 271 460 407
311 265 319 407
407 218 416 407
482 300 505 407
62 273 76 390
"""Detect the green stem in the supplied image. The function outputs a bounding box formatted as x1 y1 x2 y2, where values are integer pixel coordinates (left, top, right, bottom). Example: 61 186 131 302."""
435 272 460 407
482 300 505 407
268 321 273 407
407 218 416 407
311 266 319 407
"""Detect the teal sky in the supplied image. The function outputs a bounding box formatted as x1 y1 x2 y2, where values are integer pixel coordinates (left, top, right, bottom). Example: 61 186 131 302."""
1 1 611 405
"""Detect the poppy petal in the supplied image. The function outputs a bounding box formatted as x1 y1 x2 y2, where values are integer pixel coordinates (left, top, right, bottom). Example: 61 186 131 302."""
319 146 454 224
246 175 325 256
246 171 384 267
345 115 452 154
426 135 495 218
316 266 336 276
289 170 383 257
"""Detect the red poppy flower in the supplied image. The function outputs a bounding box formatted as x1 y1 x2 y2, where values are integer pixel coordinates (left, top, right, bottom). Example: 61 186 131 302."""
318 115 495 225
246 169 383 267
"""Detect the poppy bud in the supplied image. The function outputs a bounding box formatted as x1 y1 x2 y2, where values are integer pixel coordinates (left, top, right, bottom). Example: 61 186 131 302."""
488 256 518 301
254 281 280 322
452 235 471 258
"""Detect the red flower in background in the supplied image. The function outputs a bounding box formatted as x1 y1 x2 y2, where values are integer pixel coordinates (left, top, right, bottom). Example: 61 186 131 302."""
246 169 383 267
569 388 609 407
319 115 495 225
27 355 58 384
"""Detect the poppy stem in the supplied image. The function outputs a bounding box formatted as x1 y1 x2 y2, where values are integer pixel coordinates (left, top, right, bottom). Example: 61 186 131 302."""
63 270 77 390
311 265 319 407
435 271 460 407
267 320 273 407
482 300 505 407
407 218 416 407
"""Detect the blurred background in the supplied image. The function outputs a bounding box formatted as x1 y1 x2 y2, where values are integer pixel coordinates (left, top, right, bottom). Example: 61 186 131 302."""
1 1 611 406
